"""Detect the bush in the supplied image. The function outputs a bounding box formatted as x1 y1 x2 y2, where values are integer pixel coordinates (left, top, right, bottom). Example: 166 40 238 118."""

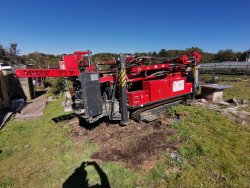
44 78 66 96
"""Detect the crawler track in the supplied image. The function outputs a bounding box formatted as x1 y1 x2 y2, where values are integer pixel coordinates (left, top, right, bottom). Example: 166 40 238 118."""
131 96 188 122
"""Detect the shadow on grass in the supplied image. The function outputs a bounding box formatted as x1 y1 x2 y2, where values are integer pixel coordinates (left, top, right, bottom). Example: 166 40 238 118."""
63 161 110 188
52 114 120 130
52 113 78 123
78 116 120 130
35 90 47 98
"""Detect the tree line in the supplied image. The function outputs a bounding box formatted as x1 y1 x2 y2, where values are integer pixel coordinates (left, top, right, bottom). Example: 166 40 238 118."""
0 43 61 68
0 43 249 68
134 47 248 63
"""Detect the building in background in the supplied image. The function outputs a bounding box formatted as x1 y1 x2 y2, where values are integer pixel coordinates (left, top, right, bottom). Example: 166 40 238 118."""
199 50 250 75
246 50 250 62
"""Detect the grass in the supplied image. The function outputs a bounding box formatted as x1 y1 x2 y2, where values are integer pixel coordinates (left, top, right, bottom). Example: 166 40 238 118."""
135 105 249 188
0 76 250 187
0 98 140 188
0 98 77 187
164 106 250 187
0 177 15 188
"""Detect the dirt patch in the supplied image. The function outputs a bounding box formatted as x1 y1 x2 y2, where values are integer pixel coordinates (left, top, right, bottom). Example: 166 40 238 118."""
68 117 182 170
91 128 176 170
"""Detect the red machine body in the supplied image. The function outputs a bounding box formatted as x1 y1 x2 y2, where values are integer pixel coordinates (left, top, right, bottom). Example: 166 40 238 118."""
60 51 91 70
15 69 80 77
15 50 201 124
16 51 95 78
127 73 192 107
127 90 149 107
60 55 78 69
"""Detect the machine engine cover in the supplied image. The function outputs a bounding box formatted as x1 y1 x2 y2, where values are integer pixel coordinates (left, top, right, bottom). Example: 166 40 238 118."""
79 72 103 117
61 55 78 69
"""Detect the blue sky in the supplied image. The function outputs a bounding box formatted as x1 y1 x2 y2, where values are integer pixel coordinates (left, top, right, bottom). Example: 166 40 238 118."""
0 0 249 55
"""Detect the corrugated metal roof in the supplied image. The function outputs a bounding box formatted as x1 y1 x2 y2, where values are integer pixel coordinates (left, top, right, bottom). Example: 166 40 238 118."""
200 61 250 67
200 84 232 90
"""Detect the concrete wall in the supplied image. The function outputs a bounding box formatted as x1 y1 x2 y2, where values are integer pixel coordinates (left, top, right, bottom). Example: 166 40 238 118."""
12 65 35 100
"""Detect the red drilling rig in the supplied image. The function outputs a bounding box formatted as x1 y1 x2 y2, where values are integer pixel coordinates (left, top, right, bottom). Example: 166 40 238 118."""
15 50 201 125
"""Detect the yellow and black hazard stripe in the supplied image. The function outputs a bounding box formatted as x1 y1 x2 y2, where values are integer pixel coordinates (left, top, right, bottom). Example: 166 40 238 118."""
192 66 197 77
118 70 127 87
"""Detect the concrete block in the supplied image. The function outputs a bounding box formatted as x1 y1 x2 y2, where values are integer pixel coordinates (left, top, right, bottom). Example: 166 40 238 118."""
201 87 224 102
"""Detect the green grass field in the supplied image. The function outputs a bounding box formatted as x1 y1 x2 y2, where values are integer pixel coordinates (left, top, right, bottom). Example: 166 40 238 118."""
0 75 249 188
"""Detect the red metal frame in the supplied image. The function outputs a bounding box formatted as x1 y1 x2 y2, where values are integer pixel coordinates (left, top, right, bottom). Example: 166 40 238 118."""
13 50 202 126
15 51 201 108
99 75 115 84
15 69 81 78
127 63 170 73
15 51 200 78
74 50 91 61
15 68 116 84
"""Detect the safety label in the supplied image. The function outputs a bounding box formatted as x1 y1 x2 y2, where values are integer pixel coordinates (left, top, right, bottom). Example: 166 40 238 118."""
90 74 99 81
173 80 184 92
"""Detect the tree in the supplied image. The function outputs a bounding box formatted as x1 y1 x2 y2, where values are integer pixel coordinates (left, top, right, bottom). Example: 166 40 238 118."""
92 53 118 62
5 43 20 64
21 52 61 68
201 53 215 63
152 51 157 56
158 49 168 57
185 47 203 55
9 43 18 56
0 44 7 61
185 47 215 63
214 49 238 62
165 50 185 58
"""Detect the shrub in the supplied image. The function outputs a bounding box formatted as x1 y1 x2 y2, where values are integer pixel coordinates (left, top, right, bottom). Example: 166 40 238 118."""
44 78 66 96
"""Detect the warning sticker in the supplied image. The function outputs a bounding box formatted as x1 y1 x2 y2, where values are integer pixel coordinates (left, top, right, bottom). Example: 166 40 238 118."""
173 80 184 92
90 74 99 81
